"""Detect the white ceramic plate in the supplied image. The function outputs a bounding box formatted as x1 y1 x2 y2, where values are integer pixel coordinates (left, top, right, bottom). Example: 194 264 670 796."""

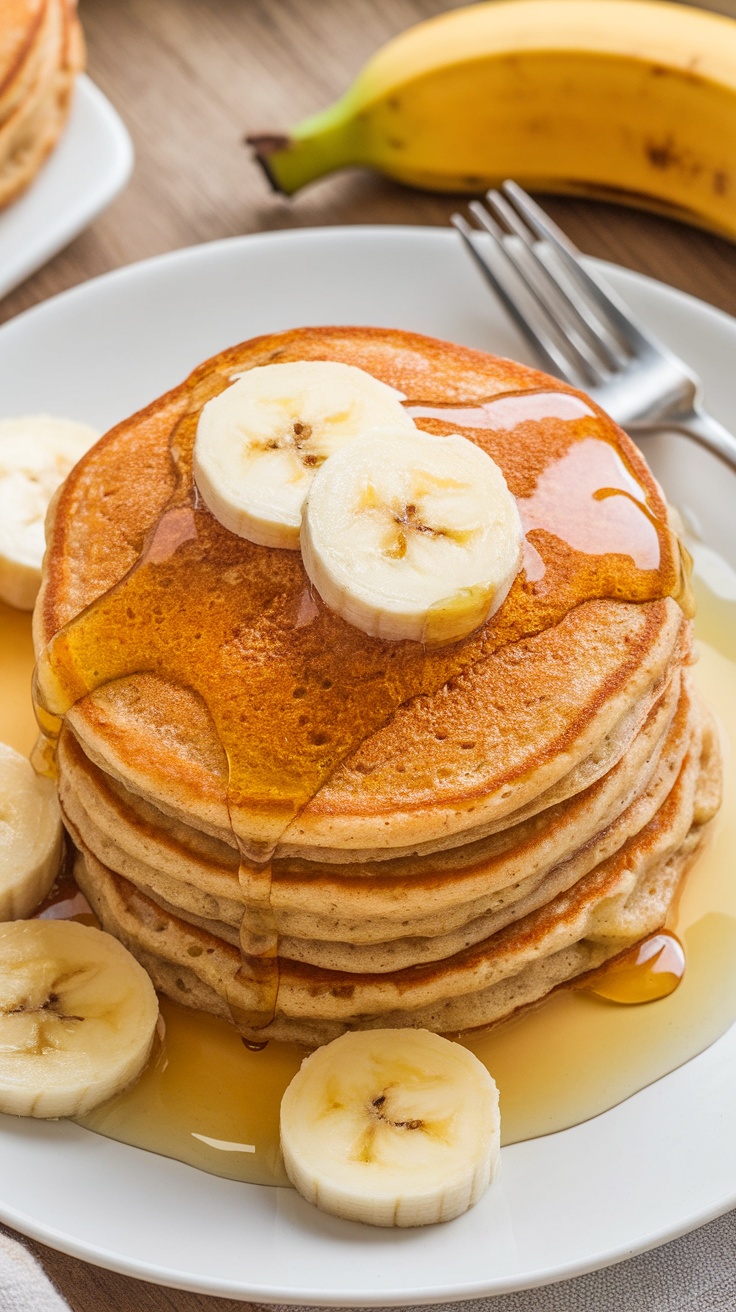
0 76 132 301
0 227 735 1305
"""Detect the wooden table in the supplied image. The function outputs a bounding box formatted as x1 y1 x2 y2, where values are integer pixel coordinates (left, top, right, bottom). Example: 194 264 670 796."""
2 0 736 1306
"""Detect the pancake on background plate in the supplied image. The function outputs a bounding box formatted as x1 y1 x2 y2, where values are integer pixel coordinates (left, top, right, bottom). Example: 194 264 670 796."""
0 0 84 209
33 327 722 1046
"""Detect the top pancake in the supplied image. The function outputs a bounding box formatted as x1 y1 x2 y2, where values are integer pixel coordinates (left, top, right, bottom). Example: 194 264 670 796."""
35 327 688 858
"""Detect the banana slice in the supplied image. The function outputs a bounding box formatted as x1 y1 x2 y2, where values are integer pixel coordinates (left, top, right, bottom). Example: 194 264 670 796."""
0 919 159 1118
193 361 415 549
0 743 63 921
280 1028 500 1227
0 415 99 610
301 428 523 645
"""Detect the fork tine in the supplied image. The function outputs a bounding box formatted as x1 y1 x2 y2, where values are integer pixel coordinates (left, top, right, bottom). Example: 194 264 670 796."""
482 191 621 376
451 213 585 384
484 190 625 371
501 181 654 355
468 200 607 388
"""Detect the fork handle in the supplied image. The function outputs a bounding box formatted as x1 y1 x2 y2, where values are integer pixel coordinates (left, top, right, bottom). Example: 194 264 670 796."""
630 406 736 475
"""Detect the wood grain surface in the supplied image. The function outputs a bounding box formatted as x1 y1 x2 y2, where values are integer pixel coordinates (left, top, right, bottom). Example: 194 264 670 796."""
2 0 736 1307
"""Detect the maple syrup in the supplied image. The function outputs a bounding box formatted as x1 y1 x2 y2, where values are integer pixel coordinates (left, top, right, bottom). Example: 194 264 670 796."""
0 601 37 756
32 384 684 1032
80 1000 300 1186
35 855 93 924
406 391 692 614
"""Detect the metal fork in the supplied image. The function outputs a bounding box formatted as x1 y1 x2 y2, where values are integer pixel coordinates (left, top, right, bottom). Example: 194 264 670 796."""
452 181 736 473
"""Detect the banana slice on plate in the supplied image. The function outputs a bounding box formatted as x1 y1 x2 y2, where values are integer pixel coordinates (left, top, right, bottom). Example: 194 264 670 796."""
193 360 415 549
280 1028 500 1227
0 742 63 921
0 919 159 1118
301 427 523 645
0 415 99 610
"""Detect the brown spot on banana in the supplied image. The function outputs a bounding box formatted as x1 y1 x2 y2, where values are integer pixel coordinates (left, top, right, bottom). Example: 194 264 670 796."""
646 136 681 169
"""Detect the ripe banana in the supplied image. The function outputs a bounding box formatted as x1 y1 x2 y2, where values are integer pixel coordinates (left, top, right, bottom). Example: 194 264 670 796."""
300 427 523 645
0 742 63 921
0 415 99 610
193 361 414 549
280 1028 500 1227
248 0 736 240
0 919 159 1118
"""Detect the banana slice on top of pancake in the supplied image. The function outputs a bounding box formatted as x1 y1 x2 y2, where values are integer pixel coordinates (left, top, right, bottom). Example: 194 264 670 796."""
193 360 415 549
301 428 524 645
280 1028 500 1227
0 415 99 610
0 742 63 922
0 919 159 1118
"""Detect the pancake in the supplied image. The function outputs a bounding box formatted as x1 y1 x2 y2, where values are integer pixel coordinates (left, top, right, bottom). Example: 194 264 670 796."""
72 698 720 1045
0 0 83 209
57 595 685 858
35 326 687 856
0 0 49 124
34 325 718 1046
58 668 690 952
61 678 702 974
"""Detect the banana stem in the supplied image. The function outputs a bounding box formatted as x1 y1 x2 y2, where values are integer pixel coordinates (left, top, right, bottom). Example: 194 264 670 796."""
247 102 355 196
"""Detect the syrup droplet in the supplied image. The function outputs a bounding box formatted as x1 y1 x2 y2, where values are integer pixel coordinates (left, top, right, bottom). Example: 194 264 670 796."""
241 1037 269 1053
583 931 686 1004
31 693 62 780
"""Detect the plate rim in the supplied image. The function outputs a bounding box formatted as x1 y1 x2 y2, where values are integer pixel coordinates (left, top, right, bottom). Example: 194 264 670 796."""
2 1175 736 1305
6 219 736 344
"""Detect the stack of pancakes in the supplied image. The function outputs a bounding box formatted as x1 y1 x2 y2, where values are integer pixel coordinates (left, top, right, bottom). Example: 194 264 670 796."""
35 327 722 1047
0 0 84 209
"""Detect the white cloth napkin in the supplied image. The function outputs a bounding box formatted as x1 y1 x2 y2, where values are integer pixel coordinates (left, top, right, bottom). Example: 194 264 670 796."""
2 1209 735 1310
0 1233 68 1312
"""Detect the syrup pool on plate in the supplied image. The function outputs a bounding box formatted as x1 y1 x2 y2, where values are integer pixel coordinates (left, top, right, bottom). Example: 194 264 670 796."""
2 562 732 1185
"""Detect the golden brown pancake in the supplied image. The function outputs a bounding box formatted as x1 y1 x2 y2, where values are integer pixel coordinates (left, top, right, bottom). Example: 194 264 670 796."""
59 676 706 977
58 669 690 956
71 697 720 1044
35 326 718 1045
36 327 687 855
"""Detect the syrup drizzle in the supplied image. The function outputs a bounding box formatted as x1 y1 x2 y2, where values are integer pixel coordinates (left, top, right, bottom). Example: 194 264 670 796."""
405 391 691 611
32 381 685 1036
